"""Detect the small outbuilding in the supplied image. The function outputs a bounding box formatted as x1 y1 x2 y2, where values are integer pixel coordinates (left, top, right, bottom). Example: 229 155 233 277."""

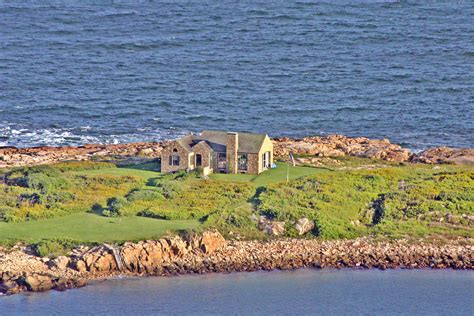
161 130 273 175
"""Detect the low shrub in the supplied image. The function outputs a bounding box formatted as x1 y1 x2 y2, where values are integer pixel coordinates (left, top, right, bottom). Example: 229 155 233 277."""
41 191 77 207
0 206 14 222
371 171 474 224
126 189 164 202
103 196 131 217
154 180 183 199
33 238 81 258
204 203 263 239
257 171 394 238
137 180 255 221
80 174 142 188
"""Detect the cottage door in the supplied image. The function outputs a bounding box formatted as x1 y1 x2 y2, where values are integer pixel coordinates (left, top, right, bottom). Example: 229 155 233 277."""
196 154 202 167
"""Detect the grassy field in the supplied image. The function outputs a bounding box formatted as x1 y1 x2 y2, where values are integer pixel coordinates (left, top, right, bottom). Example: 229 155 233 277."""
0 159 472 245
0 213 199 244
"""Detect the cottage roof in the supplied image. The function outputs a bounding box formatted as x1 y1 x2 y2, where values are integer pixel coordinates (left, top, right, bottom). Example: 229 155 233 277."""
171 130 268 154
175 135 193 152
201 130 267 154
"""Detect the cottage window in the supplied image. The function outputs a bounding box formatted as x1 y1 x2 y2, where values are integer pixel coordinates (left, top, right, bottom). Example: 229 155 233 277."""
217 152 226 170
238 154 248 171
169 155 180 166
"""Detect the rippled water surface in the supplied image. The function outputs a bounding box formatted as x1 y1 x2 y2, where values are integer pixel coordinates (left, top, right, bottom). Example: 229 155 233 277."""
1 269 473 315
0 1 473 149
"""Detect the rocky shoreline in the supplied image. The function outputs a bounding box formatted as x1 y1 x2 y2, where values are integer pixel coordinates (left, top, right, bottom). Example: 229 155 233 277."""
1 134 473 168
1 231 472 296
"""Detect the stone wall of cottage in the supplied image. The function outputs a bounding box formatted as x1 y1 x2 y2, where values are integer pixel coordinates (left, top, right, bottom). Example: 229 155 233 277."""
246 153 260 174
161 141 190 173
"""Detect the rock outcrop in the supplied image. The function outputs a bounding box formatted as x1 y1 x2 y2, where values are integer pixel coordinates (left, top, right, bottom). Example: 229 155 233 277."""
410 147 474 165
0 142 163 168
1 134 473 168
273 135 412 162
257 216 286 236
294 218 315 235
0 232 472 296
195 230 227 254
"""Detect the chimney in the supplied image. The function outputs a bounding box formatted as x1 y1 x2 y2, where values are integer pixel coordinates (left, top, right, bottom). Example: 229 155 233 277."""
226 132 238 174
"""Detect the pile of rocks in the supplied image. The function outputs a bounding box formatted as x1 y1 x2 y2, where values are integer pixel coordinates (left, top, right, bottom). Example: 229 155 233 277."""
253 215 315 236
0 230 227 295
1 134 473 168
410 147 474 165
273 135 412 162
1 231 472 296
0 142 163 168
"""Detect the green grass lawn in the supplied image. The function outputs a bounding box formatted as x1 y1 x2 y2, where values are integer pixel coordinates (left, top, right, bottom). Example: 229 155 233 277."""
0 213 200 244
210 162 328 186
77 162 325 187
1 160 471 245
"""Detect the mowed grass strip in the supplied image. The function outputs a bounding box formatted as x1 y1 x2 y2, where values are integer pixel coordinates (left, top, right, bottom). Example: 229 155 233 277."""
0 213 200 243
210 162 328 186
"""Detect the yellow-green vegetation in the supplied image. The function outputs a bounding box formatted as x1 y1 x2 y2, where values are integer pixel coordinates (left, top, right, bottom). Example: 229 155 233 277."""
258 165 473 239
0 163 143 222
0 159 472 245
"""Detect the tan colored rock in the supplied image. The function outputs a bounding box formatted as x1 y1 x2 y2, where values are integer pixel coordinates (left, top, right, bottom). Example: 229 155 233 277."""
258 217 286 236
294 218 315 235
2 134 473 168
411 147 474 165
50 256 70 271
273 134 411 163
82 247 117 273
72 259 87 273
93 254 116 272
199 231 226 254
24 274 55 292
1 232 473 296
168 236 188 256
0 280 22 295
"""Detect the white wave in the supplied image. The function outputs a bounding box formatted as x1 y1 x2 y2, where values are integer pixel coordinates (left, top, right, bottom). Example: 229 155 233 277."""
1 127 101 147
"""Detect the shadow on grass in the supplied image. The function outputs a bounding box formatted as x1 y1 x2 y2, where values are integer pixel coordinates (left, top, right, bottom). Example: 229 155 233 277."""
89 203 106 216
249 186 266 207
146 176 164 186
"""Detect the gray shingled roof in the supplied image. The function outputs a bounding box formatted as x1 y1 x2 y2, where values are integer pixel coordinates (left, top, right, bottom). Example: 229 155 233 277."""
201 130 267 154
176 135 193 151
173 130 268 154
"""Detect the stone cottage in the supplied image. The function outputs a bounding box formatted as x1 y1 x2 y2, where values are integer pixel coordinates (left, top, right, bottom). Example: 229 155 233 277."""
161 130 273 175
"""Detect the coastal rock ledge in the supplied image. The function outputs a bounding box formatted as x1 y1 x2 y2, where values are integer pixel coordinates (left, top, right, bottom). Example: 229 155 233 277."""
1 134 473 168
1 231 472 296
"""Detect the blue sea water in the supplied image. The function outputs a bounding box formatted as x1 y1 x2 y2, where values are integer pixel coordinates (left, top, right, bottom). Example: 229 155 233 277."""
0 1 473 149
1 269 473 315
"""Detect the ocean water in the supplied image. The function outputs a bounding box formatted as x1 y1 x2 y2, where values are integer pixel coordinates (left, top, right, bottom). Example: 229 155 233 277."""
0 1 473 149
1 269 473 315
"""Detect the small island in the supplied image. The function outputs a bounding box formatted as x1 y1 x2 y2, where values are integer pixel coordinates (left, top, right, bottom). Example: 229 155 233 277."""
0 132 472 295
